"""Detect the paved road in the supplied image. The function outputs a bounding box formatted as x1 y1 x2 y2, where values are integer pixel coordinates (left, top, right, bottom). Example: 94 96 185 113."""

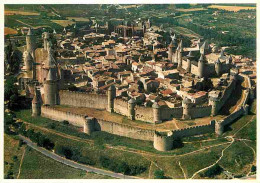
19 135 138 179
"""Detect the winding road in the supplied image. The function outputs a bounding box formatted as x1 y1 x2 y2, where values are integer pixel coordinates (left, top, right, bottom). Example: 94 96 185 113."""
19 135 138 179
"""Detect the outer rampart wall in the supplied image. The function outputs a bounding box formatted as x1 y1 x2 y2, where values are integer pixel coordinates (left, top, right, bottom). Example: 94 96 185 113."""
94 119 154 141
172 121 215 138
59 90 108 110
41 105 86 127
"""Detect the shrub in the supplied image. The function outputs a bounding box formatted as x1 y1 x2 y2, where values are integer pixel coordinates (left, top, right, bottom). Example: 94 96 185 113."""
200 164 223 178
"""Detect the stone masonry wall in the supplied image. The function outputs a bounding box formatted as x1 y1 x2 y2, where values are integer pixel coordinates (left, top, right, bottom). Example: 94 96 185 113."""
114 98 128 116
59 90 108 110
135 105 153 122
172 120 215 138
94 119 154 141
189 105 212 119
41 105 86 127
161 107 183 120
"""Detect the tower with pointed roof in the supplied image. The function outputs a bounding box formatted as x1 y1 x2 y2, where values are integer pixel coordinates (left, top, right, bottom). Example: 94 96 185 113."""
198 53 206 78
186 51 193 73
168 35 177 63
26 28 36 59
177 40 183 68
44 68 58 106
215 58 222 76
24 51 33 72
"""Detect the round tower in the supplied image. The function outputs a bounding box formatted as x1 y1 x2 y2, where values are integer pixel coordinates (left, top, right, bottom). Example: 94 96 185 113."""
128 98 136 120
198 53 205 78
24 51 33 72
177 40 183 69
84 117 95 135
42 32 50 50
44 68 57 106
153 131 173 151
182 98 192 120
168 37 176 63
215 121 224 136
152 102 161 123
186 51 193 73
215 58 222 77
26 28 36 58
210 97 219 116
32 87 41 117
107 85 116 112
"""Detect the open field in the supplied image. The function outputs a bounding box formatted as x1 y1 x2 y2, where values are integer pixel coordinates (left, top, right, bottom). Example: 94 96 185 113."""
208 5 256 12
67 17 90 22
51 20 75 27
176 8 207 12
4 134 26 179
5 10 40 16
19 147 112 179
4 27 18 36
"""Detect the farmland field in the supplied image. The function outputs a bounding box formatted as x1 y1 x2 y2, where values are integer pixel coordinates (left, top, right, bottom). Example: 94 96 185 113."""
5 10 40 16
51 20 75 27
4 27 18 35
208 5 256 12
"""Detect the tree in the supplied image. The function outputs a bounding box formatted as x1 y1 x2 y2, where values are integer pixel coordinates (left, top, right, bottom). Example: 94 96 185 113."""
5 39 22 74
154 170 166 179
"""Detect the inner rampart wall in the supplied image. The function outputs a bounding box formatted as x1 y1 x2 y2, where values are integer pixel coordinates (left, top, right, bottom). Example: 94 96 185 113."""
59 90 108 110
114 98 128 116
161 107 183 120
135 105 153 122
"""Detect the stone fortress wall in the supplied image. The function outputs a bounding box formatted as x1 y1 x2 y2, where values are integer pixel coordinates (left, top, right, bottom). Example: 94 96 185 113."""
113 98 128 116
40 74 252 151
59 90 108 110
135 105 154 122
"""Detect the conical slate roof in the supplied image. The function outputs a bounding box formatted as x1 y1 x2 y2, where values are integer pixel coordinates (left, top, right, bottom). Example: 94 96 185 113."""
152 102 160 109
46 68 56 81
25 52 33 61
199 53 205 62
45 51 56 68
220 49 225 58
216 57 221 64
187 51 194 58
128 98 136 104
27 28 33 36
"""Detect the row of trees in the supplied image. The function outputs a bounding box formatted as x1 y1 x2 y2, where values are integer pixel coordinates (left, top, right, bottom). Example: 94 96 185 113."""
99 156 147 176
19 124 55 150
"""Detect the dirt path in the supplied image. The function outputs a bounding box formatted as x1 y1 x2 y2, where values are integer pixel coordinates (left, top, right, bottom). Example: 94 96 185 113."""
189 114 256 179
190 136 235 179
179 161 187 179
16 147 26 179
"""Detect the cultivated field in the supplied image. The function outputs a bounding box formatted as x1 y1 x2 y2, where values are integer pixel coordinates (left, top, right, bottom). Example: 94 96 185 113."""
67 17 90 22
4 27 18 35
208 5 256 12
176 8 207 12
51 20 75 27
5 10 39 16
